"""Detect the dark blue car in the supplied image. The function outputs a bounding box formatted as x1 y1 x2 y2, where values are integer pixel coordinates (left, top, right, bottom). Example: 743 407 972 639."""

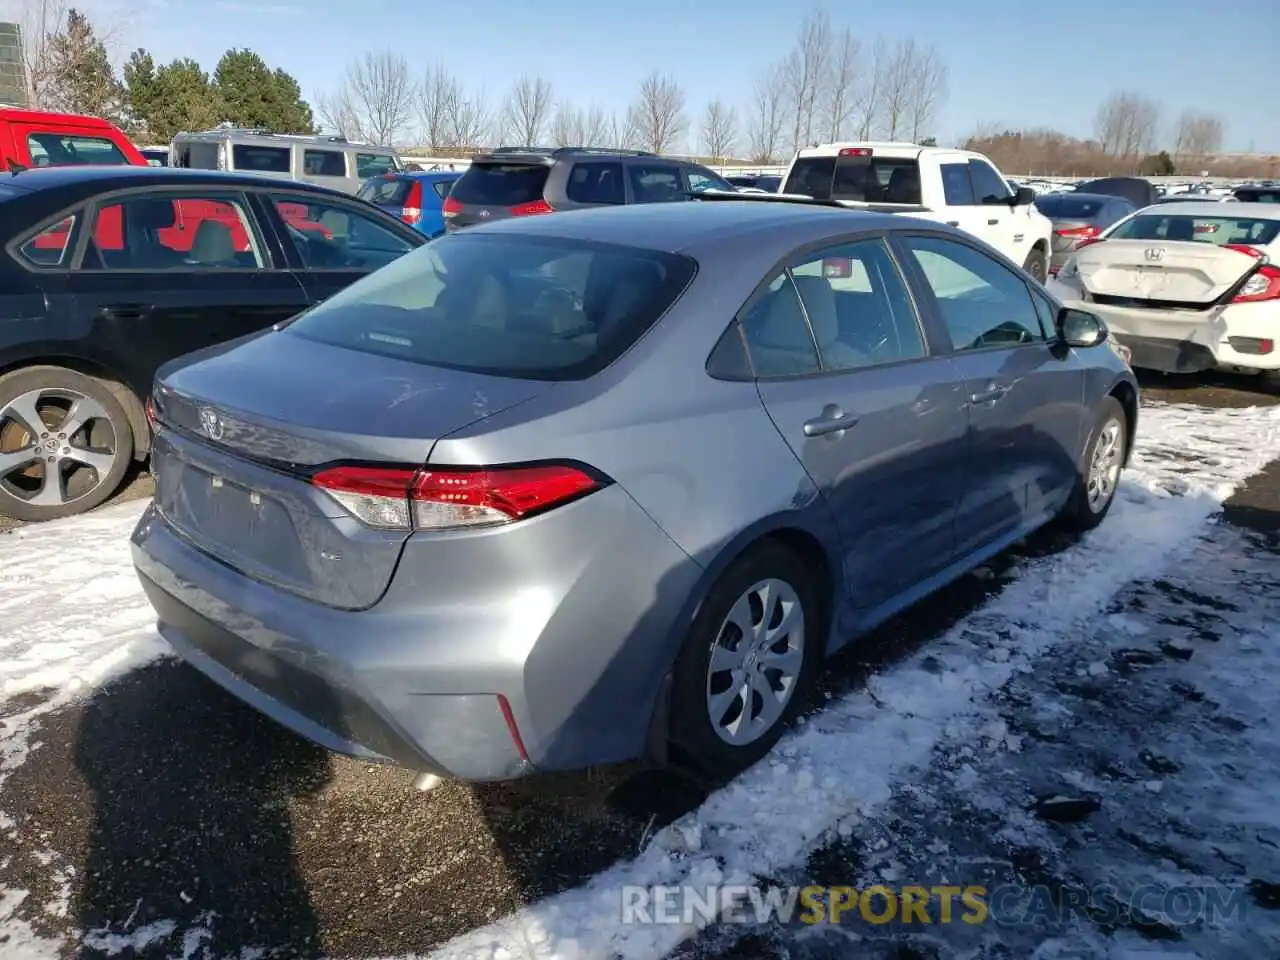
357 170 460 238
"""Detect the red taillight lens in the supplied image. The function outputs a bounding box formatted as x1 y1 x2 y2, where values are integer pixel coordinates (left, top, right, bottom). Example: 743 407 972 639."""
838 147 871 157
1232 264 1280 304
1225 244 1264 260
145 396 157 429
1074 237 1104 251
401 181 423 225
1054 225 1100 238
311 463 603 530
510 198 553 216
441 195 461 218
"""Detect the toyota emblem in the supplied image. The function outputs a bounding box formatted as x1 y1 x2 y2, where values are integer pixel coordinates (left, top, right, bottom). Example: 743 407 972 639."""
198 406 225 441
1144 247 1166 262
478 209 491 219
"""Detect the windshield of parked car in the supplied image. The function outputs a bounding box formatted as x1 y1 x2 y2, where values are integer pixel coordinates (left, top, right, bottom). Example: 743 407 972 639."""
283 233 697 380
782 155 921 204
1035 195 1105 218
1107 214 1280 246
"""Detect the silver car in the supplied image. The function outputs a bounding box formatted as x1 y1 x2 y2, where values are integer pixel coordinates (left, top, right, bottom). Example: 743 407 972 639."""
132 200 1138 783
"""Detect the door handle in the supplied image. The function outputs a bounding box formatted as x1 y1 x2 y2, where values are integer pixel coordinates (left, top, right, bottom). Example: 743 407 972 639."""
97 304 154 321
803 407 860 437
970 384 1010 405
986 218 1000 226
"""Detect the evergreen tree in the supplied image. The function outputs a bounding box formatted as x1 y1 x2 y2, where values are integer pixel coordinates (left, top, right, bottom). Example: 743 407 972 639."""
42 9 123 119
213 49 315 134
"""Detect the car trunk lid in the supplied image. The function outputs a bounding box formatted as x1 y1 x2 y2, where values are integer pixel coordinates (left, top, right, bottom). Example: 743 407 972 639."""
444 158 553 230
151 332 552 609
1074 240 1262 305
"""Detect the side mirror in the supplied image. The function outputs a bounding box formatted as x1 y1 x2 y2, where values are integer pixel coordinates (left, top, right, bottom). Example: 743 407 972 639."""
1057 307 1108 348
1012 186 1036 206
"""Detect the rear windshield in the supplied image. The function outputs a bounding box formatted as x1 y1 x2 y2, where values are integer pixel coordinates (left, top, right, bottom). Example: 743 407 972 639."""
1235 188 1280 204
1035 196 1103 218
26 133 130 166
782 155 921 204
358 177 412 206
449 163 551 206
1108 214 1280 246
283 233 697 380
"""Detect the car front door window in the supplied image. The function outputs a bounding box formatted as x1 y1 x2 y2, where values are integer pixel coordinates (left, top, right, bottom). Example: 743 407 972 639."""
268 194 417 270
900 235 1044 351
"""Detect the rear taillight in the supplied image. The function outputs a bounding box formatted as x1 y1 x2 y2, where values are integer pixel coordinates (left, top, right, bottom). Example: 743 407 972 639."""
1231 264 1280 304
441 196 461 218
838 147 871 157
311 463 604 531
1074 237 1104 251
510 198 553 216
401 181 423 225
1225 244 1264 260
145 396 157 429
1054 225 1100 238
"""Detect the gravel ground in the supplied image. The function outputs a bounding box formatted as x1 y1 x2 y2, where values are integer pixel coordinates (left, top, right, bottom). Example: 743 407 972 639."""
0 371 1275 959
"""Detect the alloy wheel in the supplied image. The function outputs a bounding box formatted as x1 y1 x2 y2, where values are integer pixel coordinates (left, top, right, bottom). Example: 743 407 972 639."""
0 388 120 508
1086 418 1124 513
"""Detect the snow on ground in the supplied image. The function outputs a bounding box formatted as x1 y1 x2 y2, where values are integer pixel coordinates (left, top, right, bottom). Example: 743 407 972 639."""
425 401 1280 960
0 400 1276 959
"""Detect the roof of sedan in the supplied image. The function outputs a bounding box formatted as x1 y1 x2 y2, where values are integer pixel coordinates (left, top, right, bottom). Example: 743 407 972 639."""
467 199 923 253
1137 201 1280 218
0 165 346 196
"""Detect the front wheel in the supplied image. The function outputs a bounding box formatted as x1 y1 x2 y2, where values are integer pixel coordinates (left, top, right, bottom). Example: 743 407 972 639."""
668 542 824 780
1022 247 1048 284
1059 396 1127 531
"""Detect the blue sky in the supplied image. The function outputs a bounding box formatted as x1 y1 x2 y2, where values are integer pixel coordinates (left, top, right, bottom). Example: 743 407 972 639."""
62 0 1280 152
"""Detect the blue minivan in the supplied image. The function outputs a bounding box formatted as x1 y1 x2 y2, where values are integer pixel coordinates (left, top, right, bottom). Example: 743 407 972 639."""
356 170 461 238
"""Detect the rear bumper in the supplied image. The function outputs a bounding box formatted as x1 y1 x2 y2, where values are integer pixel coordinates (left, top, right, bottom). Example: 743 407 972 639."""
1046 284 1280 373
130 484 703 780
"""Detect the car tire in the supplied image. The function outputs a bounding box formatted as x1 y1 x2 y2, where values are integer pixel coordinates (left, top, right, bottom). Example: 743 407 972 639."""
0 366 134 523
1023 247 1048 284
1058 396 1127 532
668 540 824 781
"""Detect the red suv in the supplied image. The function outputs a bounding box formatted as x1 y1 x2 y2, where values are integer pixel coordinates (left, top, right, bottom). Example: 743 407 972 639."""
0 107 146 169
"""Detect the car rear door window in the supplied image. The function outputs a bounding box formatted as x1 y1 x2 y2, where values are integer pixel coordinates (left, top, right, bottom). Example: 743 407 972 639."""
357 177 411 206
303 149 347 177
789 239 926 371
431 179 455 200
738 274 821 378
566 162 625 204
900 235 1044 350
232 145 292 174
80 194 265 270
940 163 976 206
686 166 734 193
627 164 684 203
269 194 416 270
25 133 130 166
356 153 399 178
281 233 696 380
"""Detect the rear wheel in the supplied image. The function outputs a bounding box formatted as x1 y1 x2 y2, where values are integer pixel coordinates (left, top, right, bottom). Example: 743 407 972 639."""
669 541 824 780
0 367 134 522
1023 247 1048 284
1059 396 1127 531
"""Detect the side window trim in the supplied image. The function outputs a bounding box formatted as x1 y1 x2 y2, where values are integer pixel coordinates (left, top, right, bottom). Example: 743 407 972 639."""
71 188 273 273
892 231 1048 354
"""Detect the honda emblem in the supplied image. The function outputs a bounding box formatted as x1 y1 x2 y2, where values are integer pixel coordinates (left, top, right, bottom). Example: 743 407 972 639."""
1144 247 1166 262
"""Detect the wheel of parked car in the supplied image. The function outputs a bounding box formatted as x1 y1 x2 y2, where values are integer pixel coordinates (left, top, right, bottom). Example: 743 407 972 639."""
1059 396 1127 531
0 366 134 522
669 541 825 780
1022 248 1048 284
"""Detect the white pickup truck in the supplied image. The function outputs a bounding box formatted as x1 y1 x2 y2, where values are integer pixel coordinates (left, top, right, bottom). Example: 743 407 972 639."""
778 142 1054 282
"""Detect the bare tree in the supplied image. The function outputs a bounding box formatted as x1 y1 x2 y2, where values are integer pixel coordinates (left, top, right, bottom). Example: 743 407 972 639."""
746 63 787 163
607 110 638 150
853 36 888 139
1094 90 1160 160
550 101 582 147
823 27 859 141
318 51 414 145
700 99 737 162
445 85 490 148
783 8 831 150
1174 110 1225 162
502 74 553 147
628 71 686 154
880 39 921 140
905 44 947 142
417 65 455 151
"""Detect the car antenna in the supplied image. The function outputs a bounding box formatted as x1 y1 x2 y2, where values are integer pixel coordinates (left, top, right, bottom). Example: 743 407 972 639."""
6 158 27 174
